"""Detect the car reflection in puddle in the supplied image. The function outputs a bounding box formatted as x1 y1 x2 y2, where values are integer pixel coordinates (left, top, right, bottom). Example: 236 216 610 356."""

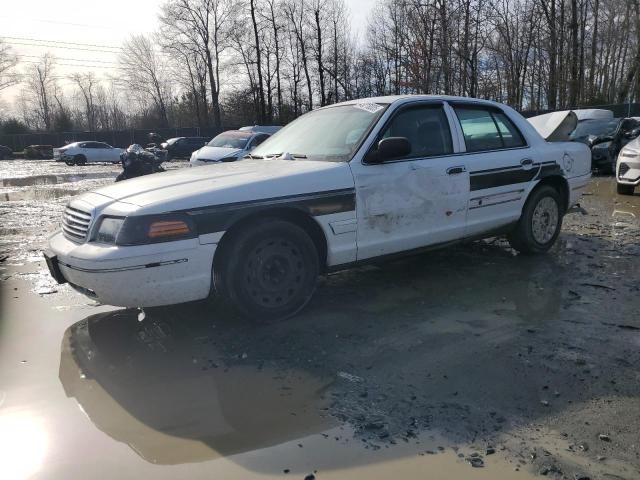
59 243 571 468
59 308 335 465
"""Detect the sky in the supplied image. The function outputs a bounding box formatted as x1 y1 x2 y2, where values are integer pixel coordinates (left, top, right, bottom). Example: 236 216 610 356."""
0 0 377 113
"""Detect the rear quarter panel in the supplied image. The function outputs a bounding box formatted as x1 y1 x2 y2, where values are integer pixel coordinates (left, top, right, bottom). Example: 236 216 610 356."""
538 141 591 207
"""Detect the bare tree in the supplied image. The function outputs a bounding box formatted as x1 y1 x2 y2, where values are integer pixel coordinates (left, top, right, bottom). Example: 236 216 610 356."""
118 34 172 127
0 39 19 92
69 73 98 131
20 53 57 130
159 0 237 129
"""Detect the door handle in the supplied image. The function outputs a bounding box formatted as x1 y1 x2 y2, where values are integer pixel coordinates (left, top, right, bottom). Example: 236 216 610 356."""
521 158 534 166
447 166 466 175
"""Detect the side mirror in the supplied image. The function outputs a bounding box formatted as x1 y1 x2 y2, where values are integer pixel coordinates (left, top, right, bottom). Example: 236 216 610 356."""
366 137 411 163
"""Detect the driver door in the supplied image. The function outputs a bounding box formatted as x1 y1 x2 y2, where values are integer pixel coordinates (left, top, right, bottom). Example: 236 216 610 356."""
350 102 469 260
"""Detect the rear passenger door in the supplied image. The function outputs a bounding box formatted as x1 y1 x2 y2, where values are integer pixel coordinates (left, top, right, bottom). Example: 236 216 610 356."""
451 104 537 236
79 142 97 162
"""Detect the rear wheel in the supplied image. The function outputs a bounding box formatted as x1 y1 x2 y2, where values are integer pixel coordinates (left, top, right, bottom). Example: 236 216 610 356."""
508 185 563 254
74 155 86 166
215 219 319 321
617 183 635 196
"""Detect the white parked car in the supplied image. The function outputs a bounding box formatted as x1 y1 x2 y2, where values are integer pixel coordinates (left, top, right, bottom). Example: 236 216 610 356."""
54 142 123 166
189 130 273 167
616 136 640 195
45 95 591 320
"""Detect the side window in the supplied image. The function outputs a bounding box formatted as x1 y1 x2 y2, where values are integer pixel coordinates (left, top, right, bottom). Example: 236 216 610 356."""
454 106 525 152
493 112 526 148
379 104 453 159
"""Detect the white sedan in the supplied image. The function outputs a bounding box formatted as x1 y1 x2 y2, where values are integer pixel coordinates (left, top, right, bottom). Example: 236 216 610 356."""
45 95 591 320
54 142 123 166
190 130 273 166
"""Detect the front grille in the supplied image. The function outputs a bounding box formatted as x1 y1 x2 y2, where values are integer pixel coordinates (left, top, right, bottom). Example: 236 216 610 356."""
619 162 630 178
62 205 93 242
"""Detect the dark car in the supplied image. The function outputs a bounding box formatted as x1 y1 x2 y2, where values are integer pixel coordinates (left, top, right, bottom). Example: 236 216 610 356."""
160 137 209 159
24 144 54 160
571 118 640 173
0 145 12 160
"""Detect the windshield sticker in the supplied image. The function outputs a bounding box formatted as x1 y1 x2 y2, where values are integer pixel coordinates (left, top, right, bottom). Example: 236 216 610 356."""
354 103 384 114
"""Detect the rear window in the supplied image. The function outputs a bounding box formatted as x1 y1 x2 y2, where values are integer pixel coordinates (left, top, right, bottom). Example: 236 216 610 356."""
454 106 526 152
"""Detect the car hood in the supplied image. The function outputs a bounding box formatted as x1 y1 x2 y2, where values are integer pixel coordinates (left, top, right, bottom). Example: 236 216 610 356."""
193 146 244 162
87 159 355 214
528 111 578 142
622 136 640 152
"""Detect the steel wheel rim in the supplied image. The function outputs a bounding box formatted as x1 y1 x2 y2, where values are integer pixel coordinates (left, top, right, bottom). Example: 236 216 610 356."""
243 237 305 308
531 197 559 244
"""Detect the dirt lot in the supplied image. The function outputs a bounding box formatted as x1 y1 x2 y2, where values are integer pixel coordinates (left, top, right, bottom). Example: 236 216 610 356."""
1 160 639 480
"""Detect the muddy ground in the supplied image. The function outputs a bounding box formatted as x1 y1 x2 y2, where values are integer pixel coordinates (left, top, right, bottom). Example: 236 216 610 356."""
0 159 639 480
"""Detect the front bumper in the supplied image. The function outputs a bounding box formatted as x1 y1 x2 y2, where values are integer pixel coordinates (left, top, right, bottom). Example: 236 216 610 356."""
47 232 217 307
617 158 640 186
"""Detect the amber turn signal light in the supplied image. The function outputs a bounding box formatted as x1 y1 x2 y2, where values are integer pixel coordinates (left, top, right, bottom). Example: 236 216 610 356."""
148 220 191 239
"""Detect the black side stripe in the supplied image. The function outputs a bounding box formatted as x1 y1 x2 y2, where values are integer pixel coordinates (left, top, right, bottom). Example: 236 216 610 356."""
180 189 356 235
470 162 560 191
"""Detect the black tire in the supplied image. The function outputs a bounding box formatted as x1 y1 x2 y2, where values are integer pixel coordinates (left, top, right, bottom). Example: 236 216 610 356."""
508 185 564 255
617 183 635 196
75 155 86 166
115 172 127 182
64 159 75 166
215 219 319 321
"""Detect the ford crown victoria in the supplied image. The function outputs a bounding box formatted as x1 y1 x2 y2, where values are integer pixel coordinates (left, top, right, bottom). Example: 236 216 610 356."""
45 95 591 320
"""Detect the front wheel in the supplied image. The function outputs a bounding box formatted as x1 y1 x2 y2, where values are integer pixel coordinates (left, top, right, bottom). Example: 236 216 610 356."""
617 183 635 196
508 185 563 254
215 219 319 321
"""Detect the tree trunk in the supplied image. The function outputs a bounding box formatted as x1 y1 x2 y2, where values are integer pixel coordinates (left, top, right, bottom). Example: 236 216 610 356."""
250 0 266 123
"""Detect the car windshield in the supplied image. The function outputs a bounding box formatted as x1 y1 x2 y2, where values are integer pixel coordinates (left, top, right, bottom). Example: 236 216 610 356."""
571 119 619 139
207 132 252 149
252 104 389 162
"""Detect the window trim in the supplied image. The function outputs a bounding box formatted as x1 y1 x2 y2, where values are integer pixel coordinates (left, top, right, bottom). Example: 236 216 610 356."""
451 102 529 153
361 101 456 165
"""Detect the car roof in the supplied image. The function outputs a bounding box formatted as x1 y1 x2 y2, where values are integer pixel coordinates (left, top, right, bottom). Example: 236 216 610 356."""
332 94 509 109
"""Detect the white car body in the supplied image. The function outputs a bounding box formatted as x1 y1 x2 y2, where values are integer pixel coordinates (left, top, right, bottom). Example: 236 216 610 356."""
616 137 640 193
190 130 274 167
54 142 123 164
46 95 591 309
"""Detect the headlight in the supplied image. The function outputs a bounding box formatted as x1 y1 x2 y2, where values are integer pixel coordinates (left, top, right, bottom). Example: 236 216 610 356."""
116 213 197 245
220 156 238 162
94 217 125 244
621 149 639 158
